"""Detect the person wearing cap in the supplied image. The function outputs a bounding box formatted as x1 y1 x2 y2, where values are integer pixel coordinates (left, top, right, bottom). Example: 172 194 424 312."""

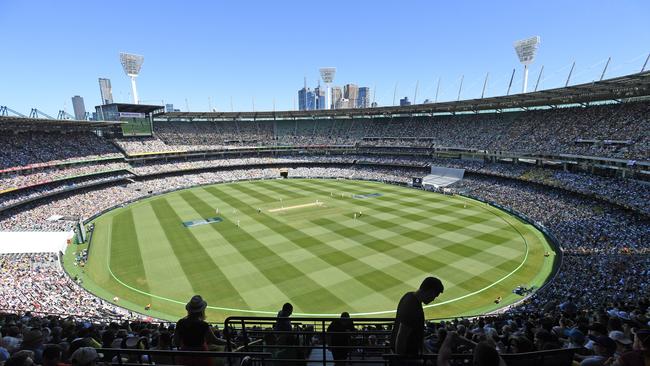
391 276 444 361
566 328 587 349
609 331 633 357
70 347 98 366
174 295 227 366
579 335 617 366
614 328 650 366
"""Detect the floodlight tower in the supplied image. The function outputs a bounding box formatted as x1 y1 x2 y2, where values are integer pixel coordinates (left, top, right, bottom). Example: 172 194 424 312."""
319 67 336 109
513 36 540 93
119 52 145 104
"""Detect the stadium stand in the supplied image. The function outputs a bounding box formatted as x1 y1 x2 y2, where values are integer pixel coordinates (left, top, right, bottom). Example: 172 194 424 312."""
0 92 649 364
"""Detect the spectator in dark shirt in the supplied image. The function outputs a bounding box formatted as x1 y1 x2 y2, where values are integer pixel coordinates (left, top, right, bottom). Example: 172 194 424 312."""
174 295 226 366
327 312 355 365
275 303 294 333
391 277 444 361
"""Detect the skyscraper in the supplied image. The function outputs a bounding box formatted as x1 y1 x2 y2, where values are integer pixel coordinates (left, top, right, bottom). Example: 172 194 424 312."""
344 84 359 108
299 87 318 110
71 96 86 120
298 77 309 110
306 89 317 110
331 86 342 109
98 78 113 105
358 87 370 108
314 83 326 110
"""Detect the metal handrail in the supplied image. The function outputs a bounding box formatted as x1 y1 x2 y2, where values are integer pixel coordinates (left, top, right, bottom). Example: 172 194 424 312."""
96 348 271 366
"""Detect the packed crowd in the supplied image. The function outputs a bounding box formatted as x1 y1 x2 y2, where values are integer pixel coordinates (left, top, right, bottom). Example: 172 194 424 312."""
0 171 133 212
0 253 137 322
0 273 648 365
455 175 650 254
147 101 650 160
0 132 122 170
0 162 131 192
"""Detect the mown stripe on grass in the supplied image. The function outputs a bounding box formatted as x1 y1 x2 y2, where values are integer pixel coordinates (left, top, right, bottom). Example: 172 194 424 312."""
131 203 195 299
293 179 513 242
110 209 151 295
254 179 311 199
149 198 247 306
241 180 307 203
208 184 405 294
179 189 350 312
232 182 289 204
294 180 524 283
313 217 450 273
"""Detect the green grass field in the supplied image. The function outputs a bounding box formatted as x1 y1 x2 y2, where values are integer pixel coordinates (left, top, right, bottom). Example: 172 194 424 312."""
65 179 556 322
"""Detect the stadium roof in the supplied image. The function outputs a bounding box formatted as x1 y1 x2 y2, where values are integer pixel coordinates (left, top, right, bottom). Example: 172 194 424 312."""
101 103 164 114
0 116 122 130
157 71 650 120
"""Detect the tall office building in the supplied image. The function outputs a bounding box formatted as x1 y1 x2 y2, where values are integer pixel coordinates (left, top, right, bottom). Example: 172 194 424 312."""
314 83 327 110
306 90 317 110
331 86 342 109
71 96 86 120
299 87 318 110
400 96 411 106
165 104 175 112
357 87 370 108
98 78 113 105
344 84 359 108
298 78 308 110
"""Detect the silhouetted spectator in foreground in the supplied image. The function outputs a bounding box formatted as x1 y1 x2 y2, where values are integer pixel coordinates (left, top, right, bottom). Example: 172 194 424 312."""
174 295 227 366
391 276 444 364
327 312 355 365
275 303 294 333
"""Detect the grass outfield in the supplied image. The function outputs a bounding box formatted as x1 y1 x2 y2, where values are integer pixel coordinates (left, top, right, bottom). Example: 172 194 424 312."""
64 179 556 322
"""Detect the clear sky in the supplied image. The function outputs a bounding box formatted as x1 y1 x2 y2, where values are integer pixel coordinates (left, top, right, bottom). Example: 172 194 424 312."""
1 0 649 115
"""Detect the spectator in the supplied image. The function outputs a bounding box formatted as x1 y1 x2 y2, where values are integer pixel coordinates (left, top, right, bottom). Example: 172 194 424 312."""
327 312 355 365
275 303 294 333
70 347 98 366
41 344 66 366
174 295 226 366
391 277 444 359
614 328 650 366
580 336 617 366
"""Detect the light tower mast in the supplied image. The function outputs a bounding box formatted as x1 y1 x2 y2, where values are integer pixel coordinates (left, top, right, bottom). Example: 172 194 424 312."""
319 67 336 110
119 52 145 104
513 36 540 93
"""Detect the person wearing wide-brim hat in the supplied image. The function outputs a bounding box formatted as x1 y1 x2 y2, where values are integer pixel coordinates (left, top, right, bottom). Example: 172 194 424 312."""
173 295 228 366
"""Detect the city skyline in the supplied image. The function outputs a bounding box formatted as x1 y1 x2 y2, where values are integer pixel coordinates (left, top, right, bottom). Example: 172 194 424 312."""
299 79 371 110
1 0 649 115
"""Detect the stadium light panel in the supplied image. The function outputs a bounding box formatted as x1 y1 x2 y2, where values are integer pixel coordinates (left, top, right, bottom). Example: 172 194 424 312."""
119 52 145 104
319 67 336 110
513 36 541 93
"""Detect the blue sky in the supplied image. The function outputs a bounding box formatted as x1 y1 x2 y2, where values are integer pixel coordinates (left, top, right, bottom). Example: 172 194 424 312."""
1 0 649 115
